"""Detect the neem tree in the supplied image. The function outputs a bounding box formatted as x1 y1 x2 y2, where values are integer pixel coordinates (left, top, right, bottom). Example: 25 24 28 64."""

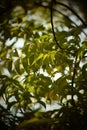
0 0 87 129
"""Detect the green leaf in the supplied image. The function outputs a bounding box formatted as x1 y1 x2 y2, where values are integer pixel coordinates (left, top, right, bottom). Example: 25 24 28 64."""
14 59 20 74
16 117 52 129
22 57 29 72
8 60 12 72
32 53 43 65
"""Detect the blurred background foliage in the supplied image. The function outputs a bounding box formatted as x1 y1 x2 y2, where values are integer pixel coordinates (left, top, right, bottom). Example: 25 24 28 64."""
0 0 87 129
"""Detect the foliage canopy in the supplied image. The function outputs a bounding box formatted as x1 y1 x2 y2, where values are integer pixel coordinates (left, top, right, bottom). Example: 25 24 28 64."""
0 0 87 129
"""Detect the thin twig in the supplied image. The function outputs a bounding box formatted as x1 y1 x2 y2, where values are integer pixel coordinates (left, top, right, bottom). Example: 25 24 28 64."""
50 0 63 49
71 56 77 106
35 2 87 36
55 1 87 27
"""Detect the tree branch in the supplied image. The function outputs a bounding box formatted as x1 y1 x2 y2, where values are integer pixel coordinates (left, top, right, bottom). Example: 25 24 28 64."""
71 56 77 106
50 0 63 49
55 1 87 27
35 2 87 36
